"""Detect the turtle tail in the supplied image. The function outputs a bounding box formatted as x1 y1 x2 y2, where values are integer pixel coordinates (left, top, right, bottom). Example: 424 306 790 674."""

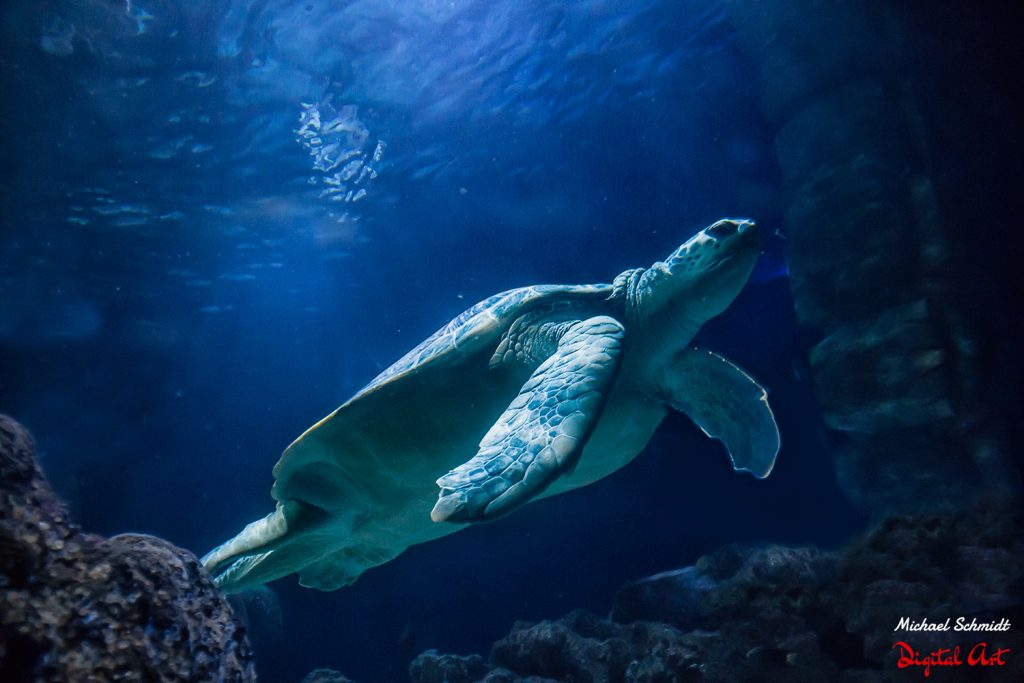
201 500 327 593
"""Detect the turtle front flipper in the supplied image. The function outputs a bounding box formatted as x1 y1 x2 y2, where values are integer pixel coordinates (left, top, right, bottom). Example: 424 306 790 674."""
431 316 625 523
659 346 780 478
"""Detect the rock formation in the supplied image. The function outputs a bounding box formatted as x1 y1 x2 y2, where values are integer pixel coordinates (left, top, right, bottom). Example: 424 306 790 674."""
411 506 1023 682
299 668 356 683
724 0 1020 514
0 414 256 682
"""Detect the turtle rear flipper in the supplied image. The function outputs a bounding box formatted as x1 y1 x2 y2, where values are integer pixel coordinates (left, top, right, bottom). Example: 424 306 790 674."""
202 500 330 592
297 543 403 591
431 316 625 523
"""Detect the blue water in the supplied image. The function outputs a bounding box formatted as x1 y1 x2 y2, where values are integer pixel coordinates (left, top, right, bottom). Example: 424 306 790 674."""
20 0 1023 680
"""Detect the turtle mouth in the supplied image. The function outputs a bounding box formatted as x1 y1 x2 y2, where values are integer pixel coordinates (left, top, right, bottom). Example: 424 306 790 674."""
706 253 736 271
708 240 757 271
713 224 760 266
702 236 761 285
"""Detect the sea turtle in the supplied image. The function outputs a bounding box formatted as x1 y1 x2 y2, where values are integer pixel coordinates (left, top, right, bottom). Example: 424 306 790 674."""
202 218 780 592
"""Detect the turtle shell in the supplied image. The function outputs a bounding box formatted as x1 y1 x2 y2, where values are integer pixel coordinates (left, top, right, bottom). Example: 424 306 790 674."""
270 283 613 509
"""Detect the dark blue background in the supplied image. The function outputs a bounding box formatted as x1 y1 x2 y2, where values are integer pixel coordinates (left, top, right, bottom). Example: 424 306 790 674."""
4 1 1020 681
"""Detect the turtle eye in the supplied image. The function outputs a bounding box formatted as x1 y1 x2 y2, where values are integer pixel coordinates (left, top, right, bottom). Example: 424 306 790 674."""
706 220 738 239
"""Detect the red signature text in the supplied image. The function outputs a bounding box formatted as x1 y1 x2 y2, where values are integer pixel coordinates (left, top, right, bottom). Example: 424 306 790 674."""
892 641 1011 677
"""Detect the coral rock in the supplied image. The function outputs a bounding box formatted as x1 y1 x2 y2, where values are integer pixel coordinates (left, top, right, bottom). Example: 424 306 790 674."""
300 667 355 683
408 650 489 683
0 414 255 682
414 507 1022 682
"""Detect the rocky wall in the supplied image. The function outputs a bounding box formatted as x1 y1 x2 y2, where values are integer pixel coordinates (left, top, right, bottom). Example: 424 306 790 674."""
723 0 1020 513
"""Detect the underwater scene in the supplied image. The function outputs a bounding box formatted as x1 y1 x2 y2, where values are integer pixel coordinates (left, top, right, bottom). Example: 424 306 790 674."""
1 0 1022 681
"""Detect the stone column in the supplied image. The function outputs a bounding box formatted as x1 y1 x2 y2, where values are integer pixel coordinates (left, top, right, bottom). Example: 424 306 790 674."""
725 0 1018 514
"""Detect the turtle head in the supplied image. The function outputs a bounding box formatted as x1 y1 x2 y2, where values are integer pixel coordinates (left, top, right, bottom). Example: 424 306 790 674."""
615 218 760 336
